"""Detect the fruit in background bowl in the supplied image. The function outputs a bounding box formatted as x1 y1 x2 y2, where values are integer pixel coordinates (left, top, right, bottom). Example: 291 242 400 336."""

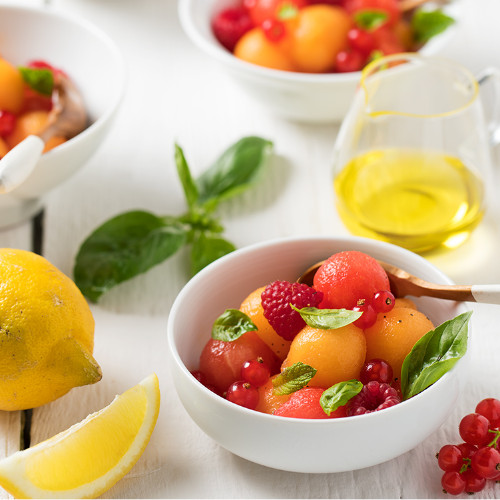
212 0 455 73
0 55 87 159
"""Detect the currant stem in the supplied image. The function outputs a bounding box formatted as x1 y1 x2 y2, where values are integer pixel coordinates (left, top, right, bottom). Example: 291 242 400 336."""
460 458 472 474
487 429 500 448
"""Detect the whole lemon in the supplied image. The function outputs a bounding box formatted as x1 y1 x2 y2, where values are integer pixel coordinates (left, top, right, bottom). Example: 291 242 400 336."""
0 249 101 411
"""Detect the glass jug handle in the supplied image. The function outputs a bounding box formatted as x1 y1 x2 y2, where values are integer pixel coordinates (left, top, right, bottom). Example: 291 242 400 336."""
476 67 500 147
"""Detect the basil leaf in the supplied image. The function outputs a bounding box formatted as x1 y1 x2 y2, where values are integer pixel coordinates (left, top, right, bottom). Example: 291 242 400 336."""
175 143 199 209
74 211 188 302
320 380 363 416
191 231 235 275
212 309 257 342
354 10 388 31
400 311 472 400
19 67 53 96
272 362 317 396
291 305 362 330
411 9 455 44
278 3 298 20
196 137 273 207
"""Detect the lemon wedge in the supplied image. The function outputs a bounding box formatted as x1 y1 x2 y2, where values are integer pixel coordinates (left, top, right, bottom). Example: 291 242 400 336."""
0 373 160 499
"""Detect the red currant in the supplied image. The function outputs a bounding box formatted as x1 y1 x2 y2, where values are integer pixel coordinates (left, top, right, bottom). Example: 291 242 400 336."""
335 50 365 73
190 370 207 385
476 398 500 428
0 111 16 137
241 358 270 387
359 358 393 385
353 299 377 329
262 18 285 41
462 469 486 493
347 28 376 55
226 381 260 409
456 442 478 459
437 445 463 472
441 471 466 496
205 383 223 397
459 413 491 446
372 290 395 313
471 446 500 479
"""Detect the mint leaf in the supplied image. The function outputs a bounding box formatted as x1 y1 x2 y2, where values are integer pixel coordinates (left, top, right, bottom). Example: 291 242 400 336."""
19 67 53 96
354 10 388 31
411 9 455 44
400 311 471 400
74 212 189 302
191 231 235 275
291 305 362 330
212 309 257 342
320 380 363 416
196 137 273 208
272 362 317 396
278 3 298 20
175 143 199 210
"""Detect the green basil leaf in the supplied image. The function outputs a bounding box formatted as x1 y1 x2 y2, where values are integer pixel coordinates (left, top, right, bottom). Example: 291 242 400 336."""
272 362 317 396
291 305 362 330
401 311 472 400
175 143 199 209
212 309 257 342
74 211 188 302
411 9 455 44
320 380 363 416
278 3 298 20
190 231 236 275
354 10 388 31
19 67 53 96
196 137 273 207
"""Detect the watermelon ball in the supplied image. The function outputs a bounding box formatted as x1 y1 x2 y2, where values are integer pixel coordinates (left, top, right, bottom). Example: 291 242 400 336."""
313 250 390 310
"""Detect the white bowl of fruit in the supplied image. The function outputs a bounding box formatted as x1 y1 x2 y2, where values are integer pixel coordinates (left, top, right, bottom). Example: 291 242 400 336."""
0 5 125 227
167 235 471 473
178 0 459 123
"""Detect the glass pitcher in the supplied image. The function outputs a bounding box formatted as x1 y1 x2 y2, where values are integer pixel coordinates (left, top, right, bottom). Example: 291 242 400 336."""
333 53 499 253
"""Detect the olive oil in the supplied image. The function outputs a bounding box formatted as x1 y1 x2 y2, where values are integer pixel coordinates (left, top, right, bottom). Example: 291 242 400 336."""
334 149 484 252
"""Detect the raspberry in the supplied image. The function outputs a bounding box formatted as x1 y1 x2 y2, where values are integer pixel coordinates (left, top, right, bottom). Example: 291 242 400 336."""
212 7 254 52
346 381 401 416
261 281 323 341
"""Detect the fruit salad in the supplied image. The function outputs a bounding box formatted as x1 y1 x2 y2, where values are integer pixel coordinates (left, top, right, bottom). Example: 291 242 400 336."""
212 0 455 73
193 250 470 419
0 55 87 159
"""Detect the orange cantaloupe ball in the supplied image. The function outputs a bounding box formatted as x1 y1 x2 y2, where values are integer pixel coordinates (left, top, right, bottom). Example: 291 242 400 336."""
0 137 9 158
364 308 434 380
240 286 291 361
43 135 66 153
234 28 296 72
394 298 417 310
282 323 366 388
6 111 49 149
290 5 352 73
256 374 291 415
0 58 25 114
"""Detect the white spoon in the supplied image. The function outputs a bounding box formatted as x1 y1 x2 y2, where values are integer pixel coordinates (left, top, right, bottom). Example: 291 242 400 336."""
0 135 44 194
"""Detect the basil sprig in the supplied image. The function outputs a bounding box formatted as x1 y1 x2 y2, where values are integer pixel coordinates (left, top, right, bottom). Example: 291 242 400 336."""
401 311 471 400
354 10 388 31
74 137 273 301
19 67 54 96
272 362 317 396
211 309 257 342
411 9 455 44
291 305 361 330
320 380 363 416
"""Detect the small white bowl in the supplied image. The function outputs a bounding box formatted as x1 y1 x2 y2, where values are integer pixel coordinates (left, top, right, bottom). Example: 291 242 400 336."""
167 235 470 473
0 4 125 228
178 0 460 124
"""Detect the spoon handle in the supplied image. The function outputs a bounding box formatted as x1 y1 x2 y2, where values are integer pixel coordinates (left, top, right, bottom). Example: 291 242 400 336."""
471 285 500 305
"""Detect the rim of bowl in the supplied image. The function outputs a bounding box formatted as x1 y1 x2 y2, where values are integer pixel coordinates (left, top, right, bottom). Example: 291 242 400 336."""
0 4 126 156
167 234 471 425
177 0 461 85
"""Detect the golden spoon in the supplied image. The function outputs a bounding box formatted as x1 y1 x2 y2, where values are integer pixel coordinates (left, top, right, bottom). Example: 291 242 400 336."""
298 260 499 304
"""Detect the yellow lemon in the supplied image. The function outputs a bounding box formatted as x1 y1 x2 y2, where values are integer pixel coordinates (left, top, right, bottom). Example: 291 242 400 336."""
0 373 161 499
0 248 101 411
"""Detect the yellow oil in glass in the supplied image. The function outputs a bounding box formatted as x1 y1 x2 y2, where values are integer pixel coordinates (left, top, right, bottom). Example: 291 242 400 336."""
334 149 485 252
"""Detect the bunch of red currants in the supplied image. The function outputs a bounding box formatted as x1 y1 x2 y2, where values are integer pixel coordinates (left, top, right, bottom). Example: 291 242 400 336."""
438 398 500 495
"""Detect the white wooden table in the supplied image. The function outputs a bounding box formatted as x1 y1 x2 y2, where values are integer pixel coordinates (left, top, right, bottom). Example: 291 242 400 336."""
2 0 500 497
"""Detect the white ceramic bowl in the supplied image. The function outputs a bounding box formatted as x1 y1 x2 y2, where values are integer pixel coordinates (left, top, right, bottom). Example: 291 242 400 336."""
0 4 125 227
178 0 460 124
168 235 470 473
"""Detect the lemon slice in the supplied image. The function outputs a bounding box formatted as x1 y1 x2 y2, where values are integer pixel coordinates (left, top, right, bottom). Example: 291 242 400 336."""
0 373 160 499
